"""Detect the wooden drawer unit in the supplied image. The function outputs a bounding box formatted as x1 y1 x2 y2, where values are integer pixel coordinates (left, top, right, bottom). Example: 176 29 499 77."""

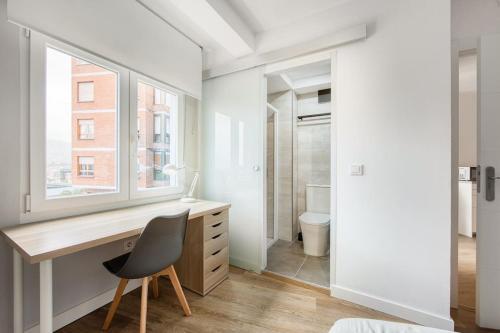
174 209 229 295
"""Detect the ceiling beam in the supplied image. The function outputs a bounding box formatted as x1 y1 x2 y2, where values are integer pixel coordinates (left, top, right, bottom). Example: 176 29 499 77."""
169 0 255 58
204 23 366 80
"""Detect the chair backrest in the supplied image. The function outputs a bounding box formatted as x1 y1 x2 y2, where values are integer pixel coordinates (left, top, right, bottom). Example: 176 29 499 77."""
116 209 189 279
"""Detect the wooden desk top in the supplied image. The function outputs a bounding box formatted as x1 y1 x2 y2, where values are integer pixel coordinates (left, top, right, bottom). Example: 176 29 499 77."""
1 200 230 264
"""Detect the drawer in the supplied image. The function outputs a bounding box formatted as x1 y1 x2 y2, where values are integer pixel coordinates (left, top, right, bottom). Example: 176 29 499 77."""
204 219 228 241
204 263 228 292
204 232 228 259
204 246 228 275
204 209 229 226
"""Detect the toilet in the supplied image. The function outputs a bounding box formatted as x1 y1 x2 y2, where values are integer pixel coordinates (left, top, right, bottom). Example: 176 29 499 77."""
299 184 330 257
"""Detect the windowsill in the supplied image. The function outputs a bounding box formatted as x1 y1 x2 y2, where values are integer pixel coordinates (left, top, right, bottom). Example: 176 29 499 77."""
78 138 95 140
20 192 186 224
77 175 95 178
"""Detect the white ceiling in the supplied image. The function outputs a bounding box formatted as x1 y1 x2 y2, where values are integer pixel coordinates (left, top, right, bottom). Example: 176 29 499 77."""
226 0 353 33
267 59 331 95
285 60 331 81
138 0 370 71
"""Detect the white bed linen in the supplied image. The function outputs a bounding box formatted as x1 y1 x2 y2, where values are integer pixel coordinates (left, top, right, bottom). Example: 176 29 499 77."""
329 318 455 333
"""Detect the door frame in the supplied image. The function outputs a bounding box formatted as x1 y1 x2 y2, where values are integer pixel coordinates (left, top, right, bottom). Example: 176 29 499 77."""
260 50 338 289
265 103 280 249
452 44 482 321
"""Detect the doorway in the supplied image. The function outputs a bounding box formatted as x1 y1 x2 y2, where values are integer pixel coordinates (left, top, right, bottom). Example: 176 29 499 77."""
266 103 279 248
262 52 336 289
457 51 477 315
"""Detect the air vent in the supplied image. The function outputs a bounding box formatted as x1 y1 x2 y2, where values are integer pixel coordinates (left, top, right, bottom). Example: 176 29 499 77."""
318 89 331 103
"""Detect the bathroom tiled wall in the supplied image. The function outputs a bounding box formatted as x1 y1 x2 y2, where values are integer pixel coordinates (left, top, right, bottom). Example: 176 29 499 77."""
269 91 294 241
297 93 331 220
267 115 275 239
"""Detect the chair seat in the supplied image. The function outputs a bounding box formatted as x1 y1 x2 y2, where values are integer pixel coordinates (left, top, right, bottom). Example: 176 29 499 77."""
103 252 131 276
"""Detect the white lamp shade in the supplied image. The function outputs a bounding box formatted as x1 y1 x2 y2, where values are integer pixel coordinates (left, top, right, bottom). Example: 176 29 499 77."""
162 164 179 176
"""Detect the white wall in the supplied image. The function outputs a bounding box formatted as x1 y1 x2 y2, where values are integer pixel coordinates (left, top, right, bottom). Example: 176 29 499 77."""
452 0 500 51
332 0 453 330
0 0 20 331
458 54 477 167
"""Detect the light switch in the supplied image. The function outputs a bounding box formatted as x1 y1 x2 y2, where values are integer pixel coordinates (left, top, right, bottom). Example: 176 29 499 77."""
350 164 364 176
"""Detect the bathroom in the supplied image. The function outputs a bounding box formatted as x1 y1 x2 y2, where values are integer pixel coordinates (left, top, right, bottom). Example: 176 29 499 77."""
265 60 332 288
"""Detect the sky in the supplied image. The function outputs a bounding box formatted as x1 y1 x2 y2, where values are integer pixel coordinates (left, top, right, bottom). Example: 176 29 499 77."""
46 47 72 164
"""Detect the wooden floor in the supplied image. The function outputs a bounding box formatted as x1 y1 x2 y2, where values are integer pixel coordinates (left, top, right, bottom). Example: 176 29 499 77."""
58 267 401 333
57 245 499 333
451 236 498 333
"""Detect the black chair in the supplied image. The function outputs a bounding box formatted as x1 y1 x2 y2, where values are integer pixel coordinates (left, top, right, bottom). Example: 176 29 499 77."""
102 210 191 333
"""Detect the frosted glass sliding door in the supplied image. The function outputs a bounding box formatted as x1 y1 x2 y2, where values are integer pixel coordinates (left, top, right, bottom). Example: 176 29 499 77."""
201 67 265 272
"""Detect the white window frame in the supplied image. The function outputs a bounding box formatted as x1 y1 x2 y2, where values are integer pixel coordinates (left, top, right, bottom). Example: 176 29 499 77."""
78 157 95 177
78 119 95 140
29 32 130 213
130 72 185 199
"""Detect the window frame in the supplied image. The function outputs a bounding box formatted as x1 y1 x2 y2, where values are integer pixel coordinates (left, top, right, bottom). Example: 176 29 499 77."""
78 156 95 177
78 119 95 140
29 32 130 213
130 72 185 199
77 81 95 103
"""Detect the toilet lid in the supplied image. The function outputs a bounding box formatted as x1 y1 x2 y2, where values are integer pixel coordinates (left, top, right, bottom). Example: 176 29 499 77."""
300 212 330 225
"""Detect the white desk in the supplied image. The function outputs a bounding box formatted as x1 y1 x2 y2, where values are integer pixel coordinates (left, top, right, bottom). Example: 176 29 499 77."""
1 199 230 333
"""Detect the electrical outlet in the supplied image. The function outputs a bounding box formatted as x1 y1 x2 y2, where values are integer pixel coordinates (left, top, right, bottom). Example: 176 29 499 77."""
124 239 136 252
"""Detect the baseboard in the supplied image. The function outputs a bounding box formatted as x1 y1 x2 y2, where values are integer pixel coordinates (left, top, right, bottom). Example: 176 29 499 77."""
25 280 142 333
229 256 260 273
331 284 454 331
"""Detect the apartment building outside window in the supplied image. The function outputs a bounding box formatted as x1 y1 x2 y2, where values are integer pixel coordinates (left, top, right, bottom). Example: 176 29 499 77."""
29 32 184 212
135 79 179 193
43 46 118 199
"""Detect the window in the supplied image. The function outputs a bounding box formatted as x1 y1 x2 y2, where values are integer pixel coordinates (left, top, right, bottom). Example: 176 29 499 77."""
28 32 186 214
132 76 184 197
78 119 95 140
77 81 94 102
43 47 117 198
154 115 162 143
29 32 128 211
78 157 95 177
154 88 165 105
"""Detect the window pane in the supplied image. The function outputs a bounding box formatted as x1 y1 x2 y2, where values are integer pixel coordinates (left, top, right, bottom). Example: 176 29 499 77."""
137 81 177 190
78 119 94 140
78 81 94 102
46 47 118 198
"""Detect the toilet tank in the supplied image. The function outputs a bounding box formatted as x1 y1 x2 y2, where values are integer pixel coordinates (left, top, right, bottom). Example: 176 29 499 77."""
305 184 330 214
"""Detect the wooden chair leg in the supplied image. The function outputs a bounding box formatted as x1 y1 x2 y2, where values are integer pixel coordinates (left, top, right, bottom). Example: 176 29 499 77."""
103 278 128 330
165 266 191 316
140 277 149 333
152 275 159 298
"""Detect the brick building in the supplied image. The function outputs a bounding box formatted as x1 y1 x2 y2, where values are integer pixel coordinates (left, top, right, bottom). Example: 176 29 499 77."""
71 59 171 193
136 81 172 189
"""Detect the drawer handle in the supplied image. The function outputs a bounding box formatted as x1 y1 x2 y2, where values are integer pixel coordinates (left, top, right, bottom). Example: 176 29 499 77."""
212 265 222 273
211 222 222 228
212 249 222 256
212 233 222 240
212 211 222 216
